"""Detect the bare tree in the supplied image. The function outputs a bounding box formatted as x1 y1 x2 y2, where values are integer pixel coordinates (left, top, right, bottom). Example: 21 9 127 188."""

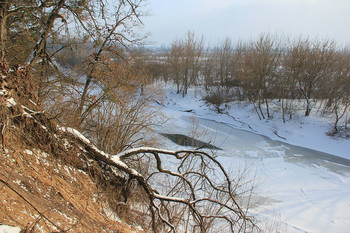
167 40 185 94
167 31 204 96
0 0 149 127
67 0 148 127
320 49 350 135
236 35 281 119
279 39 299 122
202 48 216 91
215 38 234 89
284 38 337 116
88 61 164 153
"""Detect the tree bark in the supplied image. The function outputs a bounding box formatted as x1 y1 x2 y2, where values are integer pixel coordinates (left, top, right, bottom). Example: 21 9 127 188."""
0 1 8 61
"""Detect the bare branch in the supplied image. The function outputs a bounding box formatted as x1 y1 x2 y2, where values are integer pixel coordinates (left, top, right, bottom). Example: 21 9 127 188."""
26 0 66 67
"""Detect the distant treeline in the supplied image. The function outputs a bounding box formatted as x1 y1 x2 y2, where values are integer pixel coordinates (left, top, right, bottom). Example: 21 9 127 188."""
143 32 350 135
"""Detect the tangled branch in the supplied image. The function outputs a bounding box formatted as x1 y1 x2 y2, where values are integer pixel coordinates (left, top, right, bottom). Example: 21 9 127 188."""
59 128 256 232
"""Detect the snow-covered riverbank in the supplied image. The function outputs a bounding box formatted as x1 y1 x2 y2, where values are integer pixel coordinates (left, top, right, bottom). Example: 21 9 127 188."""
154 84 350 233
160 84 350 160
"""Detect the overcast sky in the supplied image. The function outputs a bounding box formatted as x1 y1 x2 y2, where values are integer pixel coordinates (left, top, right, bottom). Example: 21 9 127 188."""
141 0 350 47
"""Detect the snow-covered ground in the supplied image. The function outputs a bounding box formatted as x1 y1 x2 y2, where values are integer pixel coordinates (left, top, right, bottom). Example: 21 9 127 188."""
0 225 21 233
153 83 350 233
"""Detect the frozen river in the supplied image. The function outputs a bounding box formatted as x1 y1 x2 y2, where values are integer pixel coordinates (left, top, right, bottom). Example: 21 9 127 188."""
158 114 350 233
195 117 350 175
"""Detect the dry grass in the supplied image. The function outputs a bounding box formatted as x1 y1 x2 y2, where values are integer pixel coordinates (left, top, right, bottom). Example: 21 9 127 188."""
0 67 145 232
0 131 144 232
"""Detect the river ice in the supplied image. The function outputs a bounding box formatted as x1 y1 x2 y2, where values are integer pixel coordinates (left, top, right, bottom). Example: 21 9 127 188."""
154 84 350 232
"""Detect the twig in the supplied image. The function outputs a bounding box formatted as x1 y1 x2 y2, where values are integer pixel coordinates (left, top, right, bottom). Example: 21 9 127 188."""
1 116 8 152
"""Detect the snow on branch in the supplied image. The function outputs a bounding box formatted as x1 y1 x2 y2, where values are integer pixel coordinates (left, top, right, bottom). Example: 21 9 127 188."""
56 124 256 232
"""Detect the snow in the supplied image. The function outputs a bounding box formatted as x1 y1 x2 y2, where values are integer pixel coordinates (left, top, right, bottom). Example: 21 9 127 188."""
116 147 176 159
5 98 17 107
0 225 21 233
59 126 143 177
155 83 350 233
59 126 110 159
0 89 6 96
161 84 350 160
59 126 92 145
29 99 37 106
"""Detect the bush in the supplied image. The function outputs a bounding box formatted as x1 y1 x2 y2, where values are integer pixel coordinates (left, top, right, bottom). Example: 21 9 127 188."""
203 88 227 113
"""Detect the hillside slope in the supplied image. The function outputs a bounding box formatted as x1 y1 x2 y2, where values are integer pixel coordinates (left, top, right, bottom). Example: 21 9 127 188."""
0 64 144 232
